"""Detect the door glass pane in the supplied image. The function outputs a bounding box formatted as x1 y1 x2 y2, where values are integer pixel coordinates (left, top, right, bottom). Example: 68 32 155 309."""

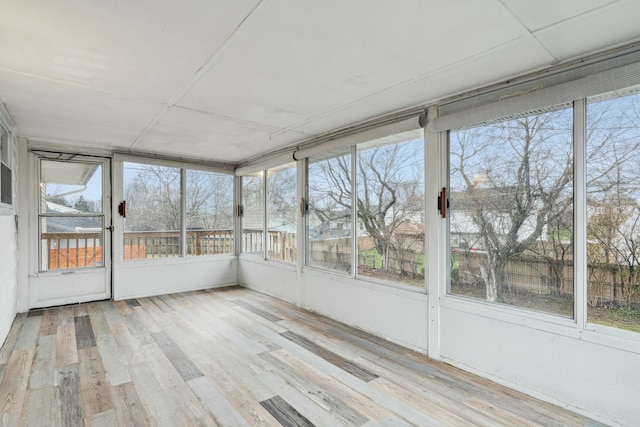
186 169 234 256
39 160 104 271
40 216 104 270
587 87 640 333
267 163 296 262
123 162 181 260
242 173 264 256
449 107 574 317
41 160 102 213
307 153 352 274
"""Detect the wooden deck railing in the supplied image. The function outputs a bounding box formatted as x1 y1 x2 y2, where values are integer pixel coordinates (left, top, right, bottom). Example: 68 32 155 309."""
41 232 103 269
42 229 298 268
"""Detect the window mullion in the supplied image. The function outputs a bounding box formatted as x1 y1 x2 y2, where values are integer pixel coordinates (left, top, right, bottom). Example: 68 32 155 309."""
574 98 587 329
181 168 186 258
351 146 357 278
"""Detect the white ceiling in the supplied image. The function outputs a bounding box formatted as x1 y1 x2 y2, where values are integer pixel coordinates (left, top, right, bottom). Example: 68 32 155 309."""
1 0 639 164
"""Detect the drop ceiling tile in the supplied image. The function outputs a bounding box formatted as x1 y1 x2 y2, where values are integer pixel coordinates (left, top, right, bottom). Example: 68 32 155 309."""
178 0 526 129
135 107 309 162
0 0 260 102
501 0 617 32
0 71 162 148
533 0 640 60
290 36 554 136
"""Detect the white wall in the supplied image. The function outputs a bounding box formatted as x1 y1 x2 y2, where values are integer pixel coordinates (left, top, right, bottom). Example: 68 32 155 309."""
0 128 18 349
0 215 18 349
115 255 238 300
439 299 640 427
239 257 429 352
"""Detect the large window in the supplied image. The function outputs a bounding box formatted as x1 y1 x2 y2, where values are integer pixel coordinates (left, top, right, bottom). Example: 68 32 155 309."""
124 162 181 259
449 107 574 316
123 161 233 260
307 153 352 274
266 163 296 262
356 132 424 287
242 173 264 256
587 87 640 333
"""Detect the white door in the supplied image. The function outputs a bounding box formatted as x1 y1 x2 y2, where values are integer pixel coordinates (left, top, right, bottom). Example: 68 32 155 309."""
30 154 111 308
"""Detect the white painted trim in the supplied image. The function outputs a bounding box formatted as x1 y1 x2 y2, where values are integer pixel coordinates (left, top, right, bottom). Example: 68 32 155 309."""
574 98 587 330
16 138 30 312
115 152 234 175
426 106 443 359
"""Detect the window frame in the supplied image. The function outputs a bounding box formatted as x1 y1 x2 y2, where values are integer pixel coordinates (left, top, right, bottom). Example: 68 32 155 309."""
437 84 640 345
0 122 13 213
265 162 297 264
303 136 427 293
118 155 235 263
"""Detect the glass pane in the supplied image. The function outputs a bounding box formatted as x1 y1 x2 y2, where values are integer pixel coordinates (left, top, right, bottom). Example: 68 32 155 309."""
307 153 352 274
587 87 640 333
267 163 296 262
357 131 424 287
40 216 103 271
242 173 264 255
41 160 102 213
449 108 574 317
0 125 8 165
123 162 181 260
186 170 234 256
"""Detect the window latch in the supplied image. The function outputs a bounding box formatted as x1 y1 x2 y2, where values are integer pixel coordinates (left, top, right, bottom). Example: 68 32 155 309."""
300 197 308 218
236 204 244 217
437 187 448 219
118 201 126 218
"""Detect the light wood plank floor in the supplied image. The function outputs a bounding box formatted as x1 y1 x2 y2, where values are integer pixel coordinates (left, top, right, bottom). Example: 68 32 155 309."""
0 287 604 426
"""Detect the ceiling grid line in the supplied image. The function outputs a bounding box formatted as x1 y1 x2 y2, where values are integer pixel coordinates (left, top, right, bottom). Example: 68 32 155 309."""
128 0 266 150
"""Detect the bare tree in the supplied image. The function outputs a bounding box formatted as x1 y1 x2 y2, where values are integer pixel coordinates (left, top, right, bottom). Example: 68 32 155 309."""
451 110 574 303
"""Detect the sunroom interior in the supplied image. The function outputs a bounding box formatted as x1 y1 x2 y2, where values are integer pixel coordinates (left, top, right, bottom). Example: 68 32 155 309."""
1 1 640 426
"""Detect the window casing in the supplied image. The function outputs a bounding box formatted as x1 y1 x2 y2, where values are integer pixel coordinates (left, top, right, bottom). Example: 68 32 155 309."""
241 173 264 256
442 77 640 335
0 124 11 208
266 163 297 263
356 134 425 287
586 86 640 333
448 107 575 317
306 152 353 274
304 129 426 289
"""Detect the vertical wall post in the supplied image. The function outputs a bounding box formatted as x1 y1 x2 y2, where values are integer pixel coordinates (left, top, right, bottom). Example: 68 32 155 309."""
425 106 444 359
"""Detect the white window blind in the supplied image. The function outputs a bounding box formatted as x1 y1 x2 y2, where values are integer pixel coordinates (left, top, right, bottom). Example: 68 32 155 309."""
428 61 640 132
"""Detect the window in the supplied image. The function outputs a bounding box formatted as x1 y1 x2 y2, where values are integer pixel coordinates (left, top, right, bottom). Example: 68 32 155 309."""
266 163 296 262
123 162 182 259
40 159 104 271
356 131 425 287
587 86 640 333
0 125 11 207
242 173 264 256
307 153 352 274
449 107 574 316
186 170 234 256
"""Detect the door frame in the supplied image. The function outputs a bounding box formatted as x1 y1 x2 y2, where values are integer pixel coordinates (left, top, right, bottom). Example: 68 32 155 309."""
28 151 112 308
